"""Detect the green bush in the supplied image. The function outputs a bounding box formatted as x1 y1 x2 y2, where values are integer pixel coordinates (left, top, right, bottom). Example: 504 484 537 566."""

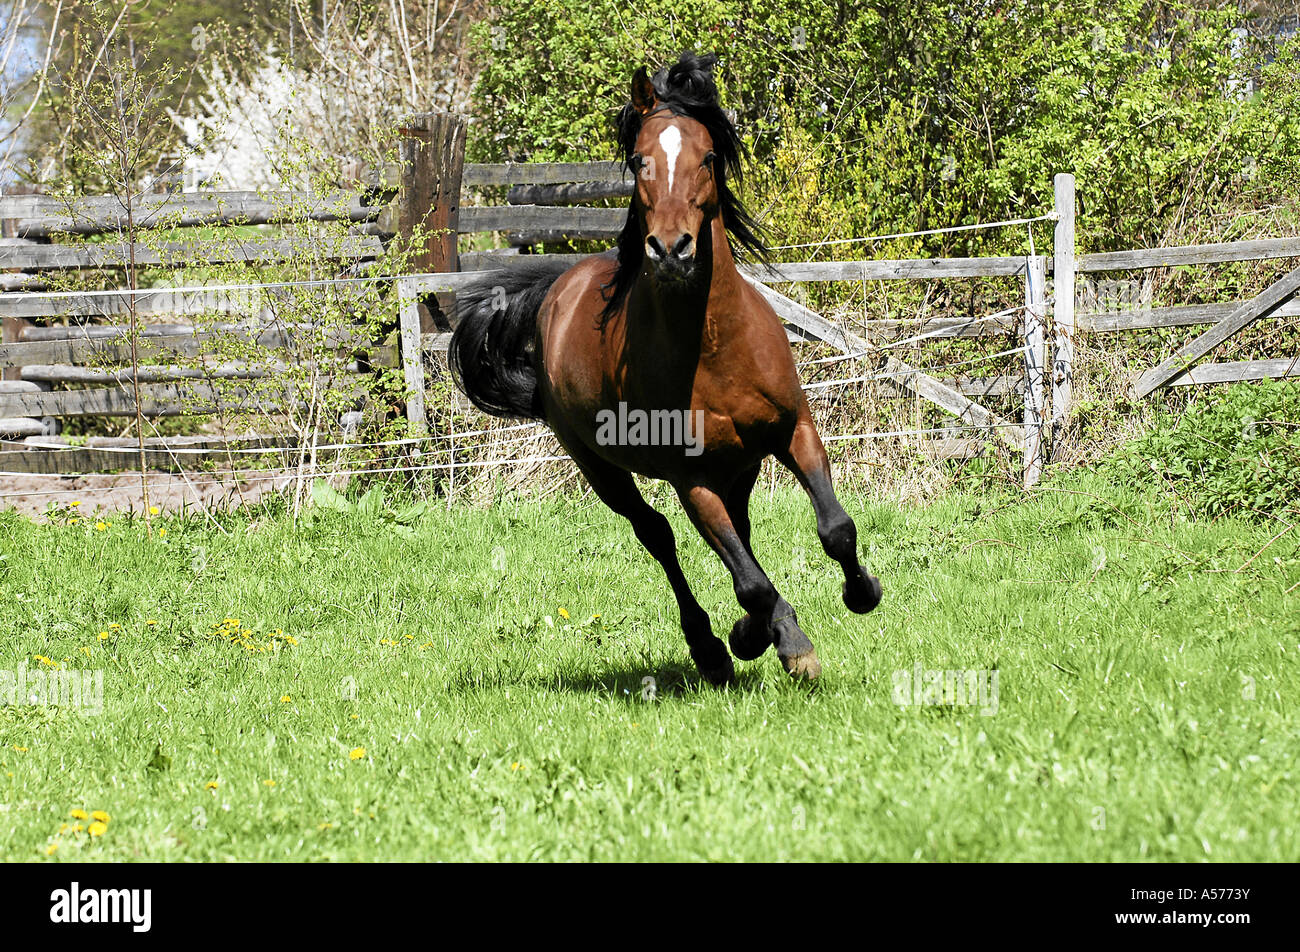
1101 379 1300 519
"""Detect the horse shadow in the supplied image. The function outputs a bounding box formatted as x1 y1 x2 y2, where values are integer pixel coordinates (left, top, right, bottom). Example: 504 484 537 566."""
545 660 776 701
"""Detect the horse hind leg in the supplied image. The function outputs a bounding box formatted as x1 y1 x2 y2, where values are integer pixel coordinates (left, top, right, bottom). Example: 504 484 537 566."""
678 480 820 680
568 448 734 687
722 464 777 662
777 420 882 615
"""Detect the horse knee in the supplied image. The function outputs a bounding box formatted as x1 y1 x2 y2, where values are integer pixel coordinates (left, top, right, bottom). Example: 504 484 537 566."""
818 509 858 564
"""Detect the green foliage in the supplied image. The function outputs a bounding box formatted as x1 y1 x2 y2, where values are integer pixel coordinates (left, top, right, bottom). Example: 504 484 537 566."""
306 479 434 532
1101 380 1300 519
468 1 1300 259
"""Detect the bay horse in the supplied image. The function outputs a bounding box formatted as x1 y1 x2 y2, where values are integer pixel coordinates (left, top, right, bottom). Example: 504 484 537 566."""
450 52 881 684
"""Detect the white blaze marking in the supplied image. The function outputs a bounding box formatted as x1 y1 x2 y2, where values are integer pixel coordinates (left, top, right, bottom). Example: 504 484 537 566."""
658 125 682 192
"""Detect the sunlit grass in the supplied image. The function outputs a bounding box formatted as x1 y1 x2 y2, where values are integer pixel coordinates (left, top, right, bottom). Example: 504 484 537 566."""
0 476 1296 861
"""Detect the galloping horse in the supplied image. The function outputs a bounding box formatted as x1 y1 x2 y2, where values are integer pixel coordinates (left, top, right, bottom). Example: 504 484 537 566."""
450 52 881 683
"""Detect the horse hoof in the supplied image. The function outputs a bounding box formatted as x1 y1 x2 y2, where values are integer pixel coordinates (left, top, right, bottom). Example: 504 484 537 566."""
781 651 822 681
692 643 736 687
728 613 772 661
843 571 882 614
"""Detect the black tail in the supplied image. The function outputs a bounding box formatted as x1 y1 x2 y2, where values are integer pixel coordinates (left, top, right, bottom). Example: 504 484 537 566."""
448 260 569 420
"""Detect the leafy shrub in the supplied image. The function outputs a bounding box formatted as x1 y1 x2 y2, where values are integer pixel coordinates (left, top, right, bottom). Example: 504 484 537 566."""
1101 379 1300 519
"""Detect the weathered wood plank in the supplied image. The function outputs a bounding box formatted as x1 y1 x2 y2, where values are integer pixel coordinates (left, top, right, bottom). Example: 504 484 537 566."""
507 181 633 206
742 257 1030 282
0 417 45 436
0 376 367 417
460 251 592 272
2 191 381 238
0 324 377 368
0 381 289 417
0 235 384 270
422 332 454 353
459 205 627 235
19 358 368 385
1077 237 1300 273
1133 263 1300 397
1077 297 1300 332
1166 357 1300 387
0 292 260 321
462 162 627 187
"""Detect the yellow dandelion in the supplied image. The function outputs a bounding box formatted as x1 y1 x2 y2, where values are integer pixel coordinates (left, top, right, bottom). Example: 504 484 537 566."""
70 501 81 507
149 506 160 515
349 747 365 760
317 822 333 831
108 623 121 630
204 781 219 791
263 779 276 787
558 607 571 620
158 529 167 538
91 810 110 823
94 522 107 531
98 631 109 641
87 821 108 837
69 808 88 820
12 746 28 753
280 695 291 703
45 843 58 855
146 619 157 625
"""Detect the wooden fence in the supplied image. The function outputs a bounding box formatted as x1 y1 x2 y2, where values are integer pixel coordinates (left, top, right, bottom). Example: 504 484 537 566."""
3 112 1298 487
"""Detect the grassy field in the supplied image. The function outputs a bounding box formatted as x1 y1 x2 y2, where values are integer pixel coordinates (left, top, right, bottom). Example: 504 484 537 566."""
1 474 1296 861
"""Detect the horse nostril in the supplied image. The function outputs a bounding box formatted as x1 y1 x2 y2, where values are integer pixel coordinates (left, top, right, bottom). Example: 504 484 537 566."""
645 236 667 261
671 234 694 259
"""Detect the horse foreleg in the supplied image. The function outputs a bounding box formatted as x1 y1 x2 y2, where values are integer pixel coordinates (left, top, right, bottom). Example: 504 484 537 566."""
776 418 883 615
677 481 820 680
567 449 733 686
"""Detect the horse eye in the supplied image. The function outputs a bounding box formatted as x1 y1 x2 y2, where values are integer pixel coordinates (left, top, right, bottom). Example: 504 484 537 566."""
702 151 716 168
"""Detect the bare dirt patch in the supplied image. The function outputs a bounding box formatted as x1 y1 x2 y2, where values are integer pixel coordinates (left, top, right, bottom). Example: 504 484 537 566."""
0 470 297 519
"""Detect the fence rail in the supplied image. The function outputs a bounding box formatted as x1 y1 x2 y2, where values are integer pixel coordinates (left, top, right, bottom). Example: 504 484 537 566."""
3 125 1297 485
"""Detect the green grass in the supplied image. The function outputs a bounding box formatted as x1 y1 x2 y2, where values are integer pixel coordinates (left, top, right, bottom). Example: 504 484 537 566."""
1 476 1296 861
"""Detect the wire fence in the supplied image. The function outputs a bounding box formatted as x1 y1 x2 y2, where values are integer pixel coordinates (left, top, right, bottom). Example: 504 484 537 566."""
2 211 1044 504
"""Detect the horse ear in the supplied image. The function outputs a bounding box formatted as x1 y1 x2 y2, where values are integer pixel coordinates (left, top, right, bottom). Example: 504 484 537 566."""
630 66 657 115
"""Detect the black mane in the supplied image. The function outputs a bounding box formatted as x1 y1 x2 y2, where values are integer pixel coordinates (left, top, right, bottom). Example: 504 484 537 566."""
601 51 769 320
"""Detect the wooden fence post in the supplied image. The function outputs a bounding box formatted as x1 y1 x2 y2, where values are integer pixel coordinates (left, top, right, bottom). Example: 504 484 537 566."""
397 112 467 334
1051 173 1075 442
1023 255 1048 488
397 275 427 437
1 183 32 383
